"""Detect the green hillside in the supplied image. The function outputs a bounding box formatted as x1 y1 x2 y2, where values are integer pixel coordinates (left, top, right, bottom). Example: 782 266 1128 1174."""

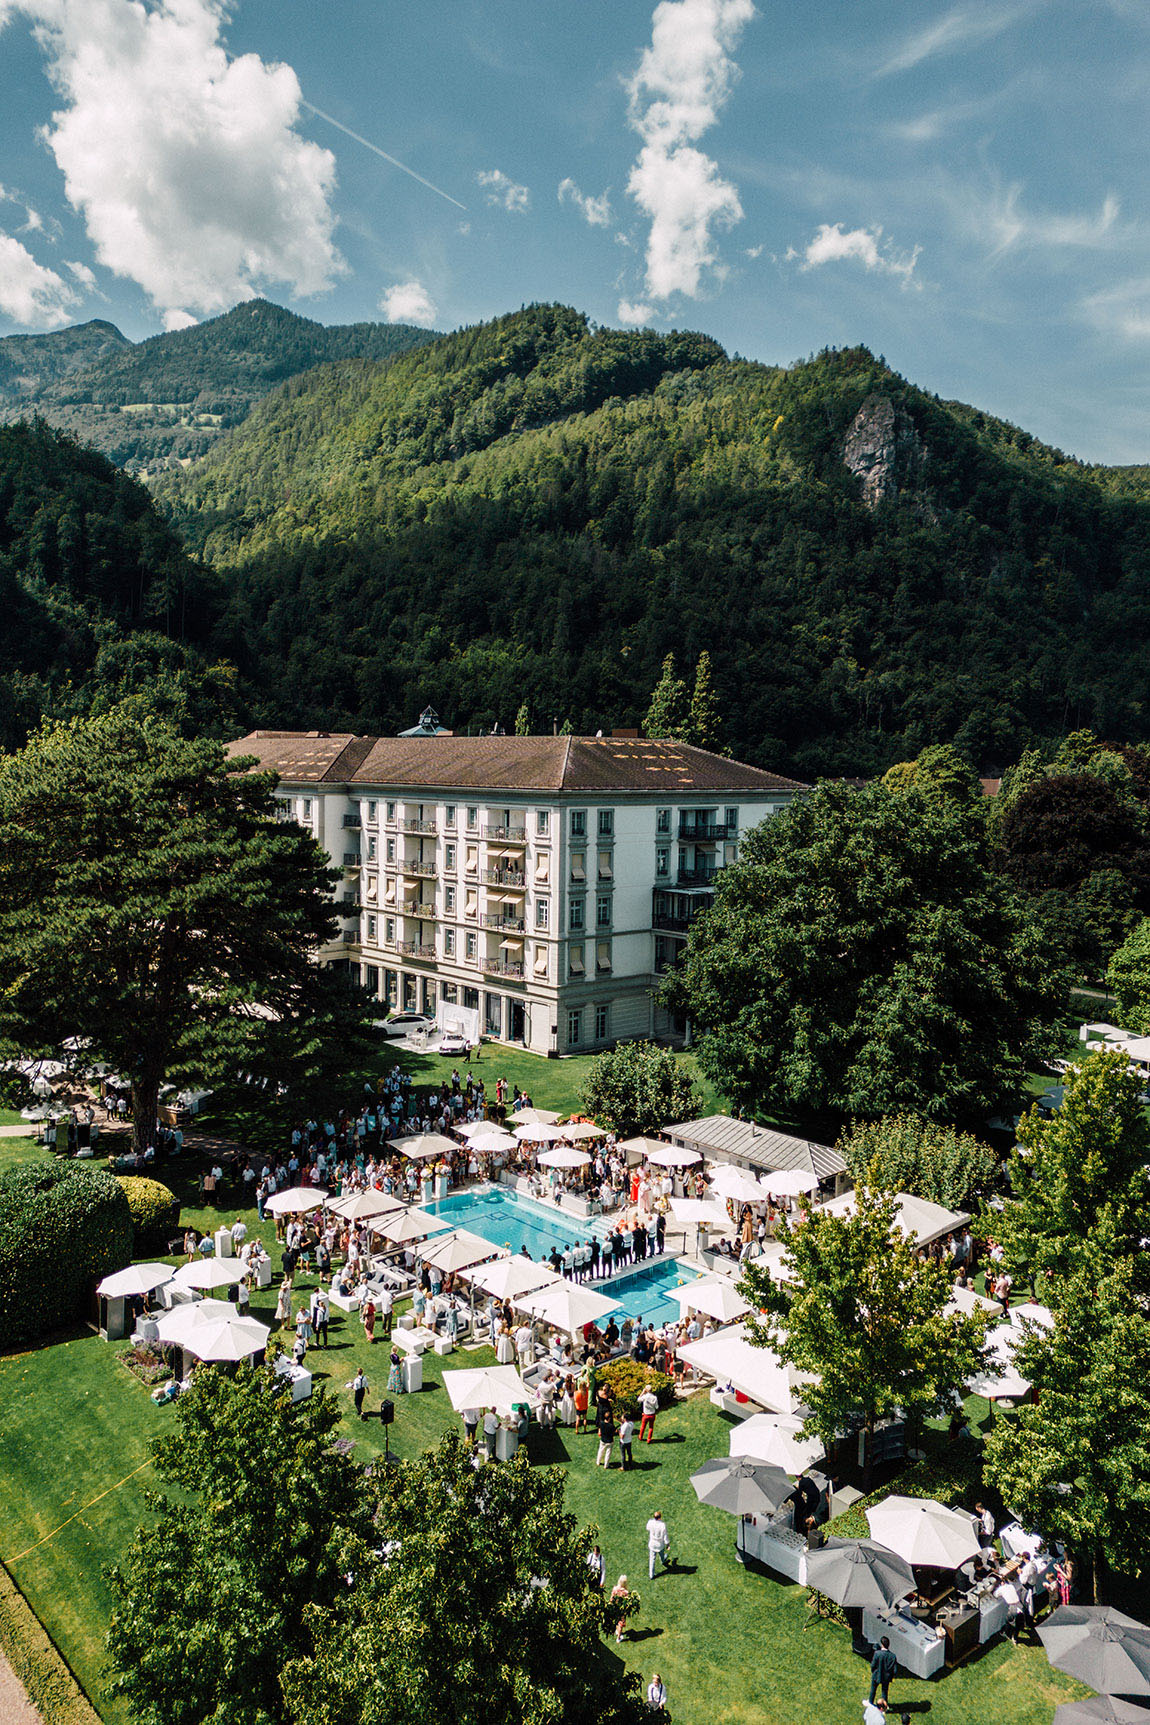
0 300 437 474
160 303 1150 777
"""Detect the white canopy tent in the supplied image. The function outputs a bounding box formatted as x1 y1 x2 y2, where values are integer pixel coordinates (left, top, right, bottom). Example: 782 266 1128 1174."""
327 1190 405 1223
669 1276 753 1324
675 1322 810 1415
465 1258 563 1301
264 1186 327 1216
418 1229 500 1274
441 1364 530 1413
817 1189 969 1248
537 1147 592 1169
520 1281 620 1335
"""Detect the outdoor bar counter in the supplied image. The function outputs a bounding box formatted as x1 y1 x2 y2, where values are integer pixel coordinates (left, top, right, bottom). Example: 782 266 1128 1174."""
862 1607 946 1678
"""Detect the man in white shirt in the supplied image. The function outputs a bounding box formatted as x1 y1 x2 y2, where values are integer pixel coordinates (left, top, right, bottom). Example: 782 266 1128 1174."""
378 1286 394 1337
483 1407 499 1461
538 1371 557 1428
515 1322 534 1366
646 1510 671 1579
862 1701 888 1725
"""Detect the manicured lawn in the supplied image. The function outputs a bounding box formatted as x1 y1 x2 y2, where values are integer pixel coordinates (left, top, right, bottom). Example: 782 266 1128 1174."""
386 1041 727 1121
0 1134 47 1170
0 1206 1085 1725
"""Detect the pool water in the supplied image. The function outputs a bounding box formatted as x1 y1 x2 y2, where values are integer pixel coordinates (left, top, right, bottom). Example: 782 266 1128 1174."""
423 1187 700 1328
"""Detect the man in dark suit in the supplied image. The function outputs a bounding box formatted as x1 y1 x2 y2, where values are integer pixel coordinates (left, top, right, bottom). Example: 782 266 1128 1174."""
869 1637 898 1704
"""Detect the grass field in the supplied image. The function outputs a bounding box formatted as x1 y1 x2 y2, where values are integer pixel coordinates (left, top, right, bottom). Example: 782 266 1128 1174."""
0 1175 1086 1725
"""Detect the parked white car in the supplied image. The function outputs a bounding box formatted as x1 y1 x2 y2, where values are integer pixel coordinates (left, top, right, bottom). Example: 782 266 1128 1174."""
376 1012 435 1039
437 1031 470 1056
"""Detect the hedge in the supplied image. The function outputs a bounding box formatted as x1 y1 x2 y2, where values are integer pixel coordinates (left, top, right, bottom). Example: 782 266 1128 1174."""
824 1439 987 1540
116 1176 180 1251
0 1160 132 1346
595 1358 676 1418
0 1562 101 1725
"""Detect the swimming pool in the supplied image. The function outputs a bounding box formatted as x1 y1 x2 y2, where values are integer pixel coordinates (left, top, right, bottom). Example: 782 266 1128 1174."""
425 1186 603 1263
423 1186 700 1327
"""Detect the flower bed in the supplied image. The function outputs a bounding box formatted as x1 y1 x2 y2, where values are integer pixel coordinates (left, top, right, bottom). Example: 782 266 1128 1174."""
118 1343 171 1387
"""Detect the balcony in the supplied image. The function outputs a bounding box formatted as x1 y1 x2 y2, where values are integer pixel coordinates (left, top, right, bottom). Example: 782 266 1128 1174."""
481 913 526 932
401 818 437 835
483 824 527 843
397 940 436 961
482 958 525 980
404 902 438 920
677 867 718 889
401 858 437 878
342 853 361 869
678 819 735 842
482 867 526 887
653 912 692 934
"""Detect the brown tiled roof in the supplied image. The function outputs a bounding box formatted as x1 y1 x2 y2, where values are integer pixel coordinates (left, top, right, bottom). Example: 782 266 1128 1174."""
228 732 807 795
226 731 375 783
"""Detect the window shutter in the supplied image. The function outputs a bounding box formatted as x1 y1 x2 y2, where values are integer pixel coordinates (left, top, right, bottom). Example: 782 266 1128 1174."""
535 853 550 884
597 850 613 880
597 942 612 972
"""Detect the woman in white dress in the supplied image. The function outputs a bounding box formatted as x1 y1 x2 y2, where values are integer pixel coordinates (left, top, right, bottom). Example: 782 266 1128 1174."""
495 1322 516 1365
559 1373 576 1427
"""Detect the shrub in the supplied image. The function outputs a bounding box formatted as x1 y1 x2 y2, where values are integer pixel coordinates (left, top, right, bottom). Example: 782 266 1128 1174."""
0 1160 132 1346
595 1358 675 1418
117 1175 180 1250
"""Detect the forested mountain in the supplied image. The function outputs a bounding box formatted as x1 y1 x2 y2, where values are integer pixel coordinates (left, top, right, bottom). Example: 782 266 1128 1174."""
157 303 1150 778
0 300 437 474
0 421 233 748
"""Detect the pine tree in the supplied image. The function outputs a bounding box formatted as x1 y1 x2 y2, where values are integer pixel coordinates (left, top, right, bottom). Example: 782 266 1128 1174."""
643 653 688 739
685 651 723 751
514 701 530 735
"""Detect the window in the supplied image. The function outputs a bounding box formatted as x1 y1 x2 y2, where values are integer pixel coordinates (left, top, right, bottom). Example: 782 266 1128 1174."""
597 849 613 881
598 808 614 838
463 986 480 1012
302 798 313 820
533 945 548 977
384 878 396 904
570 809 586 838
442 981 458 1004
445 843 456 871
596 941 612 973
596 894 611 928
367 915 377 941
445 804 456 828
595 1004 609 1040
386 801 396 822
536 809 549 835
567 1009 582 1046
726 807 738 834
386 836 395 863
569 897 585 931
385 917 395 944
367 837 377 860
656 846 670 878
465 890 478 919
535 898 549 929
465 931 477 959
445 885 456 914
570 851 586 883
367 800 377 822
568 943 585 976
534 852 550 885
384 969 398 1005
656 808 671 835
444 928 456 956
466 806 478 829
465 845 478 874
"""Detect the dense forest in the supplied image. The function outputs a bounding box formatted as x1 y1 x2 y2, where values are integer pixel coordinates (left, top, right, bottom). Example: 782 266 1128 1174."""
153 302 1150 777
0 300 437 473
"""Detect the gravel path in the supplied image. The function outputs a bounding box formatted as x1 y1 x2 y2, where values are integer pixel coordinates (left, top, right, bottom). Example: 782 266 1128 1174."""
0 1650 43 1725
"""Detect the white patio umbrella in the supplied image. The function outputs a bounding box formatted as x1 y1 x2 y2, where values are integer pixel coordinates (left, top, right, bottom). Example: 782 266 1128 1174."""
1009 1300 1056 1332
466 1258 563 1301
441 1363 530 1412
388 1133 458 1160
669 1276 753 1323
521 1280 620 1334
946 1284 1001 1318
728 1413 825 1474
154 1299 267 1352
20 1105 52 1122
968 1329 1031 1399
508 1107 561 1126
174 1258 245 1292
644 1144 703 1167
670 1198 734 1227
264 1185 327 1215
707 1165 767 1204
97 1263 175 1299
180 1313 270 1364
467 1127 517 1150
758 1168 821 1197
418 1229 499 1274
513 1122 566 1143
866 1497 981 1570
558 1121 607 1141
378 1208 450 1245
536 1147 592 1169
326 1189 404 1223
457 1119 503 1138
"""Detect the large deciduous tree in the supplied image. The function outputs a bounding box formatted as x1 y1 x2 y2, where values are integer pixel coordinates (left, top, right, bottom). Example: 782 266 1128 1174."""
741 1182 988 1479
989 1050 1150 1295
840 1115 996 1211
280 1431 648 1725
579 1038 702 1139
1107 916 1150 1033
106 1367 375 1725
0 705 371 1146
662 782 1062 1124
983 1262 1150 1603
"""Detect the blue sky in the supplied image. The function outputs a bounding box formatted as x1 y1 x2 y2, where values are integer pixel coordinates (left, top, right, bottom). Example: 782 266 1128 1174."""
0 0 1147 462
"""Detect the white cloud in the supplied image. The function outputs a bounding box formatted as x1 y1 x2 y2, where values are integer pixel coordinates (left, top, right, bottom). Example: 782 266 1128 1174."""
617 298 653 324
1082 278 1150 341
64 258 95 288
558 178 611 227
380 279 437 326
12 0 341 323
162 308 197 331
795 222 921 285
476 168 530 213
982 187 1120 253
624 0 754 302
875 1 1038 77
0 230 77 325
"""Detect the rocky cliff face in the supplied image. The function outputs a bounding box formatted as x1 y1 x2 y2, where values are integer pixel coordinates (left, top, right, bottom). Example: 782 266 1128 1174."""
842 392 925 509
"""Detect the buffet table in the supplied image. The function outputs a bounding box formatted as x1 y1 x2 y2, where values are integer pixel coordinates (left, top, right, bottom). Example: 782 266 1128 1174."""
739 1513 807 1583
862 1608 946 1679
273 1358 312 1402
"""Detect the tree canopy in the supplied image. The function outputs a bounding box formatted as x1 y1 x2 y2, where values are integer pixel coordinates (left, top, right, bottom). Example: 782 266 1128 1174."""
579 1039 702 1139
839 1115 996 1211
0 704 373 1145
663 781 1063 1124
741 1182 988 1474
1107 916 1150 1032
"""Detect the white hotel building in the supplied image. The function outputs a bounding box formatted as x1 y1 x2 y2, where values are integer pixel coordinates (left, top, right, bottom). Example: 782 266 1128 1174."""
230 731 806 1056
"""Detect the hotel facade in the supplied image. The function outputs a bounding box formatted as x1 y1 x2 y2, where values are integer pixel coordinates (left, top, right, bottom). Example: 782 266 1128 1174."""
230 732 806 1056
